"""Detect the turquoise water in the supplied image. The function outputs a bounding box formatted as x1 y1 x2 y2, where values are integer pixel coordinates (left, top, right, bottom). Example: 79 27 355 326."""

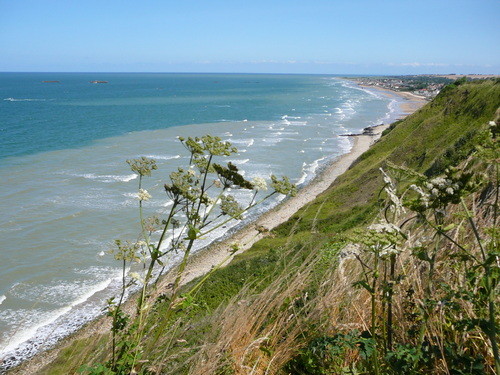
1 73 358 161
0 73 402 368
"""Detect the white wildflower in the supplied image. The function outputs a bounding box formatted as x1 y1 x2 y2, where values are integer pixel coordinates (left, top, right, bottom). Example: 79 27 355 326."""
137 188 151 201
368 223 400 233
431 177 447 189
379 168 394 187
368 223 384 233
410 184 430 207
384 187 406 216
410 184 426 196
445 187 454 195
129 272 144 283
378 168 405 215
431 188 439 196
489 121 496 127
251 177 268 191
379 246 400 259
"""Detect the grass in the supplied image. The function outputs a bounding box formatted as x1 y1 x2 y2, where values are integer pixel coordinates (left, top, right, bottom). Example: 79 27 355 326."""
19 78 500 375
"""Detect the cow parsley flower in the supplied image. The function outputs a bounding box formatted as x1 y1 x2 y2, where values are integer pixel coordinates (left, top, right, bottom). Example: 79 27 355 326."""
220 195 243 219
251 177 268 191
129 272 145 284
368 223 400 233
380 167 394 187
127 157 157 177
410 184 430 208
137 188 151 201
270 175 297 196
379 246 400 259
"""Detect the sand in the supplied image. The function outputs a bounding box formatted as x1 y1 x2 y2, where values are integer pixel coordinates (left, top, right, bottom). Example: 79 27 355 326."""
8 85 427 374
357 84 427 115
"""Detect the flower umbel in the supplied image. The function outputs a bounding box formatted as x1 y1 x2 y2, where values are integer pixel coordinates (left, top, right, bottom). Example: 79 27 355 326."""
137 188 151 201
271 175 297 196
220 195 243 219
251 177 268 191
127 157 157 177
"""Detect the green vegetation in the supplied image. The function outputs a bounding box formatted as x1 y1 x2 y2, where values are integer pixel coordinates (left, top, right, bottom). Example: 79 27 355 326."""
15 79 499 374
83 136 295 374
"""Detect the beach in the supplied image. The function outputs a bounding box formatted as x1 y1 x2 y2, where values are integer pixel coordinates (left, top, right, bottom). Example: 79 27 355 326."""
8 84 427 374
356 84 427 116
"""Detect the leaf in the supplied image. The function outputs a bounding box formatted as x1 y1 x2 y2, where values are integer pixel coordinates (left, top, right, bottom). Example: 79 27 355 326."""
412 248 431 262
352 280 374 293
478 318 494 336
187 225 199 240
484 253 500 267
357 332 376 359
442 223 456 231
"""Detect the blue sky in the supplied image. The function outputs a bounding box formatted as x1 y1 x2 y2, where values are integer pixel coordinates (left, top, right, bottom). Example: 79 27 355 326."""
1 0 499 74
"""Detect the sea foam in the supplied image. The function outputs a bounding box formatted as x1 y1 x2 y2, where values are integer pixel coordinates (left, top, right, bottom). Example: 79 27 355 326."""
143 154 181 161
3 98 47 102
76 173 138 183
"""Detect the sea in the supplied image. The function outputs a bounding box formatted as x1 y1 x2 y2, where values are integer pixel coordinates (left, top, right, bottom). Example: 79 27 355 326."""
0 73 404 369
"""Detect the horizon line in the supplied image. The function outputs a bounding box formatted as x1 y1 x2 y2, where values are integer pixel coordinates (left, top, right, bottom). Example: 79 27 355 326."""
1 71 499 76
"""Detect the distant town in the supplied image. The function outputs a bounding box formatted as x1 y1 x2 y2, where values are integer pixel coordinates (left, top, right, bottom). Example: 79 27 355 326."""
347 74 499 99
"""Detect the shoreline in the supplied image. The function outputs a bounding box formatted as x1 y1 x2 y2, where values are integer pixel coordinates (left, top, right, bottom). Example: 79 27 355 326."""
356 84 427 115
7 84 427 374
339 77 428 116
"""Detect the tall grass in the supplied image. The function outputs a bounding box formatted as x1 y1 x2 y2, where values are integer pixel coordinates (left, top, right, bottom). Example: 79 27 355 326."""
184 121 498 374
17 80 499 375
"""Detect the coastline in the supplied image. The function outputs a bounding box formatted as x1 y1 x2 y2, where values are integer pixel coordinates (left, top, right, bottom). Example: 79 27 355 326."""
356 84 427 116
340 76 428 116
7 84 427 374
158 126 387 289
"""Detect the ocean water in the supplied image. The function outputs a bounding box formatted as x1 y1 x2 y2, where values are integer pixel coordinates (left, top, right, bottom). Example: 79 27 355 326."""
0 73 403 368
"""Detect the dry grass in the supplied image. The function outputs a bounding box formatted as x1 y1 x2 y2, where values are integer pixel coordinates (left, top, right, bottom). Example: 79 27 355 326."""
186 247 321 374
179 170 497 374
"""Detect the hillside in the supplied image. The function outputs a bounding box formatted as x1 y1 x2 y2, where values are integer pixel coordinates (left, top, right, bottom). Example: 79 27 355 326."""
14 79 500 374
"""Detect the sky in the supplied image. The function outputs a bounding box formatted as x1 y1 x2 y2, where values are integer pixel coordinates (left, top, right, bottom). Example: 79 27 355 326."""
0 0 499 74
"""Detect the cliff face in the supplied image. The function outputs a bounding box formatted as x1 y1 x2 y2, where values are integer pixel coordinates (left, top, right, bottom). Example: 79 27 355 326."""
30 79 500 375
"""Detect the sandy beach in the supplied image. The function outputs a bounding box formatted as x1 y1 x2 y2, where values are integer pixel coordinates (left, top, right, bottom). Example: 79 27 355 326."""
8 85 427 374
357 84 427 115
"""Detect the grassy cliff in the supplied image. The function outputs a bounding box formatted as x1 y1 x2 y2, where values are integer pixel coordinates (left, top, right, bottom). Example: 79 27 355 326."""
24 78 500 374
